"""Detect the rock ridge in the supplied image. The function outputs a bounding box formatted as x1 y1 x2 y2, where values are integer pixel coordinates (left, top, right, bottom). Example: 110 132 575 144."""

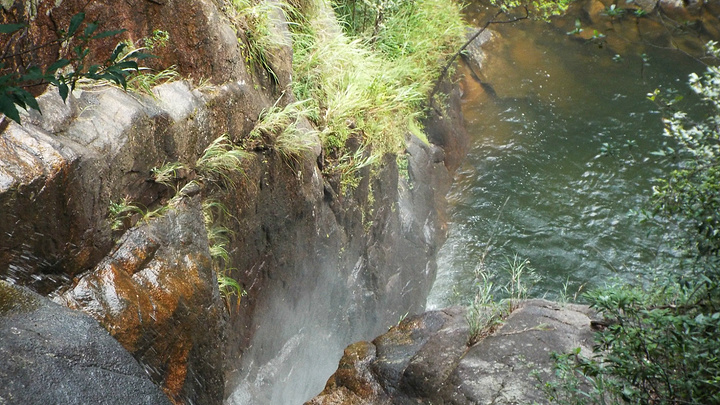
308 300 596 404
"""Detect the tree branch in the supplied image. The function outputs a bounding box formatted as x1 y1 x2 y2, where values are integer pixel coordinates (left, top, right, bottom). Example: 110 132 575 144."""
428 7 529 105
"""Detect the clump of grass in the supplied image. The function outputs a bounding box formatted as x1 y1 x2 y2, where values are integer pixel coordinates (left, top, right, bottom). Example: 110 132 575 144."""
502 254 537 311
466 265 507 345
151 161 186 191
290 0 465 160
127 65 179 95
251 98 320 159
334 147 377 193
196 134 250 189
108 197 168 231
230 0 292 84
108 198 146 231
202 199 246 311
217 272 247 312
115 29 176 95
465 254 539 345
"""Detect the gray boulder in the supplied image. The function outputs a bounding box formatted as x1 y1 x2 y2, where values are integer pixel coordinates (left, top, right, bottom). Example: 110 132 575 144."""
308 300 596 404
0 281 171 405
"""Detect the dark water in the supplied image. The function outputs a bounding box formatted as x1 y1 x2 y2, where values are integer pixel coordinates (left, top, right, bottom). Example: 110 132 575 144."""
428 6 714 307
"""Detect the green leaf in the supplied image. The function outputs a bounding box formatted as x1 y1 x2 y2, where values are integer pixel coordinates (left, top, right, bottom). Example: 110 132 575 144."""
23 66 44 81
113 60 138 71
128 51 156 60
67 12 85 37
83 22 98 37
15 88 40 112
0 96 22 124
109 43 127 62
58 82 69 102
0 23 27 34
46 59 71 74
92 29 126 40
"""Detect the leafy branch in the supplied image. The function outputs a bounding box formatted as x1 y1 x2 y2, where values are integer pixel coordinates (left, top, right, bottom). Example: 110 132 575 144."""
0 12 152 127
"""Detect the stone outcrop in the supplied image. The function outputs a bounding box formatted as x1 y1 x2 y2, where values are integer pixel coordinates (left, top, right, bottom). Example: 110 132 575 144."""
54 195 224 405
308 300 596 404
0 281 171 405
0 0 248 88
0 0 467 403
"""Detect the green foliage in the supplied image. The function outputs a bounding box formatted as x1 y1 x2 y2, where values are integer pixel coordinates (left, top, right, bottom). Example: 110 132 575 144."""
121 30 177 95
217 273 247 311
465 254 538 345
466 266 506 345
541 277 720 405
490 0 571 20
291 0 464 161
251 98 320 158
151 162 186 191
230 0 291 84
202 199 246 312
127 65 178 95
602 4 625 18
334 147 377 193
107 197 168 231
650 46 720 256
544 43 720 405
0 13 151 125
196 134 250 189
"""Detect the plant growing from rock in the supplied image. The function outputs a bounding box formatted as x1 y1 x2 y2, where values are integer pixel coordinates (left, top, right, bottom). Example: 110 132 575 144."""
290 0 465 165
465 254 538 345
230 0 291 84
107 197 168 231
151 162 187 192
0 13 151 127
250 98 320 159
202 199 246 312
196 134 251 189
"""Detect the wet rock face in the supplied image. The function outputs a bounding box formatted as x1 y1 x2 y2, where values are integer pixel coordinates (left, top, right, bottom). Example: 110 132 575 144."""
0 281 171 405
0 78 267 293
309 300 596 404
55 196 224 405
0 0 247 87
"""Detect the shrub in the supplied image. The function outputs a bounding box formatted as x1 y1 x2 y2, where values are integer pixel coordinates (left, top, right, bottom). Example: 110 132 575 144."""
542 42 720 405
0 13 151 126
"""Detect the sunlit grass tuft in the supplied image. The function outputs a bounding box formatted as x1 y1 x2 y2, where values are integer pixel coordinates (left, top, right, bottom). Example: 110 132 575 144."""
196 134 250 189
290 0 464 162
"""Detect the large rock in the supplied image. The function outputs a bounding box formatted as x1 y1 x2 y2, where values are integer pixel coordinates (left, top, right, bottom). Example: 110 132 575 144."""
55 195 224 405
308 300 596 404
0 281 171 405
461 28 495 85
0 0 248 86
0 78 268 293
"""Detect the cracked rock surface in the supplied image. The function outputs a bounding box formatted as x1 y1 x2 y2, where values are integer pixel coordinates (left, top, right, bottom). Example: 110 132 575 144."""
307 299 595 404
0 281 171 405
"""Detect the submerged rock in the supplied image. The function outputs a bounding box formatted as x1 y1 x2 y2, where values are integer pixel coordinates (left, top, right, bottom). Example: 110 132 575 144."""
0 281 171 405
308 300 595 404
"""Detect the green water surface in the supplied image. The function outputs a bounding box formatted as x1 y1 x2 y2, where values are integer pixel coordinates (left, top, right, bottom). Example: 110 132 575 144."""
428 5 715 307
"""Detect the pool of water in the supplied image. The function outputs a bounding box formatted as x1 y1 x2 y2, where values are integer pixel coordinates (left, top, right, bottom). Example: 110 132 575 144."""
427 3 716 307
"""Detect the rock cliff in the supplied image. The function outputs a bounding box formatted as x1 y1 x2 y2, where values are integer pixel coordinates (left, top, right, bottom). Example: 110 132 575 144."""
0 0 467 403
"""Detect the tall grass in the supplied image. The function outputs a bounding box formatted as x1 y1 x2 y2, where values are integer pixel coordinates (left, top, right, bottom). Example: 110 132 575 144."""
230 0 293 83
289 0 465 159
252 98 321 159
196 134 250 189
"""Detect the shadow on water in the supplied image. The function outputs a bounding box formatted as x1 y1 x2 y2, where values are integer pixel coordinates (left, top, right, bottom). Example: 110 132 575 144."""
428 0 718 307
